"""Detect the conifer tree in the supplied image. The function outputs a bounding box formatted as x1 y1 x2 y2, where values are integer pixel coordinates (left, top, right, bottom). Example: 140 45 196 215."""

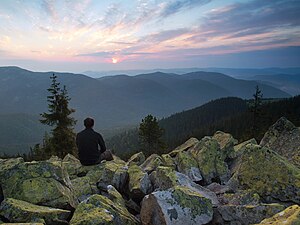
40 74 77 159
139 114 166 156
251 85 263 136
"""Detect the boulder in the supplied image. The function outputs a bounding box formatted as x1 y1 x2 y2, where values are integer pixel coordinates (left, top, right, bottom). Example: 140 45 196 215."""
0 160 78 209
140 154 163 173
228 144 300 204
62 154 82 179
260 117 300 167
218 190 260 206
255 205 300 225
140 185 213 225
218 203 285 225
0 198 71 225
190 137 229 184
128 165 152 201
152 166 219 206
212 131 237 159
127 152 145 166
169 137 199 157
105 185 125 207
175 151 202 182
161 154 176 169
234 138 257 156
112 166 129 193
71 176 96 202
70 194 139 225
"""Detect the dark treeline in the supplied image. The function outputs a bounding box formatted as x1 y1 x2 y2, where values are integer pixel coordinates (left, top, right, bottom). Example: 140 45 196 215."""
108 96 300 159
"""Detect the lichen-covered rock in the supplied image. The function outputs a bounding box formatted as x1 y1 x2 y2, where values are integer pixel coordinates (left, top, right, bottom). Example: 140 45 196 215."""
152 166 219 206
175 151 202 182
169 137 199 157
218 190 260 206
260 117 300 167
205 183 230 195
190 137 229 184
140 185 213 225
127 152 145 166
161 154 176 169
0 161 78 209
234 138 257 155
105 185 125 207
128 165 152 201
140 154 163 173
0 223 44 225
0 198 71 225
0 158 24 174
112 166 128 193
218 203 285 225
62 154 82 179
229 144 300 204
255 205 300 225
212 131 237 159
70 194 139 225
71 176 96 202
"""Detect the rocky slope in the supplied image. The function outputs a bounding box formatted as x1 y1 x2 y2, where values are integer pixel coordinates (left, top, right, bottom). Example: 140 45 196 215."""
0 117 299 225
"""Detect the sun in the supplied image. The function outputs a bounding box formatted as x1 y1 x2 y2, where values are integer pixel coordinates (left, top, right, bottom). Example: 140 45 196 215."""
112 57 119 64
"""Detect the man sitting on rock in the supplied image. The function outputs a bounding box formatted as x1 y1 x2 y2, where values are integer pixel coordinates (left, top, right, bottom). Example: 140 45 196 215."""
76 117 113 165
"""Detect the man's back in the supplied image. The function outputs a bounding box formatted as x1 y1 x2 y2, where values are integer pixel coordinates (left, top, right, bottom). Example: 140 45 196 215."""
76 128 106 165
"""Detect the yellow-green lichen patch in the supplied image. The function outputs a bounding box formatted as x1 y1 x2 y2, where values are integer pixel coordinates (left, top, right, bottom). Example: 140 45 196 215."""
212 131 237 159
161 154 176 169
255 205 300 225
171 186 213 219
140 154 163 173
154 166 178 190
190 137 229 184
0 198 70 224
127 152 145 166
70 195 138 225
233 144 300 204
176 151 202 182
169 138 199 157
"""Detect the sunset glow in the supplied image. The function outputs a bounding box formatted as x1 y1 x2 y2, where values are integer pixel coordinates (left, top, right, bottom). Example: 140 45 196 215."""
0 0 299 71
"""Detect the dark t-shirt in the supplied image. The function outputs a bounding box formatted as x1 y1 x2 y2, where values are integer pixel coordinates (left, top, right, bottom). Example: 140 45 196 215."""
76 128 106 165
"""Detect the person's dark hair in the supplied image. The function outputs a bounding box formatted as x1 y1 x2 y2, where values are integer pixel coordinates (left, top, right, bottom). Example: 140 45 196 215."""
84 117 94 128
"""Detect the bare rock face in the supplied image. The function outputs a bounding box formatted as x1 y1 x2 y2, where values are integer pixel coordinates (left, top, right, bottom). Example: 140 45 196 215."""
140 185 213 225
260 117 300 167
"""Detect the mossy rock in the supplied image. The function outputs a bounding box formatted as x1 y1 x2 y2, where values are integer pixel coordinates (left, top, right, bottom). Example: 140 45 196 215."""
190 137 229 185
218 203 285 225
70 194 139 225
141 185 213 225
218 190 261 206
229 144 300 204
260 117 300 168
126 152 145 166
233 138 257 157
175 151 202 182
0 198 71 225
0 223 44 225
128 165 152 202
0 161 77 209
140 154 163 173
169 138 199 157
255 204 300 225
212 131 237 159
62 154 82 179
71 176 96 202
161 154 176 169
112 166 129 193
106 185 125 207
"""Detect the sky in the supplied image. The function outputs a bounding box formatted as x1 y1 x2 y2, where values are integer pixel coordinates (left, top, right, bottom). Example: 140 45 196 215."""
0 0 300 73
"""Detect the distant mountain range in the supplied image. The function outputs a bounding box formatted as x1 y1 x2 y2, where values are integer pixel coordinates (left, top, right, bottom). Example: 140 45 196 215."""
0 66 293 155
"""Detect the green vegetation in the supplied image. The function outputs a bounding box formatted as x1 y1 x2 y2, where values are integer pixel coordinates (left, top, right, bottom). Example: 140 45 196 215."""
139 114 166 156
107 96 300 158
30 74 77 160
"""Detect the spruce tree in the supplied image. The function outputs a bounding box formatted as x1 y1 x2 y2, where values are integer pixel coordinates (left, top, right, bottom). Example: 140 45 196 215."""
251 85 263 136
139 114 166 156
40 74 77 159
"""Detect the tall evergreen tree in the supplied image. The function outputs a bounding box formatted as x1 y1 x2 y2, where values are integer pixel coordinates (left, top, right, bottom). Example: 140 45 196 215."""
40 74 77 159
139 114 166 156
251 85 263 136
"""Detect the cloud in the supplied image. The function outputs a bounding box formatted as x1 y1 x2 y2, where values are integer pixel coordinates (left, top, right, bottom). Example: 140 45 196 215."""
160 0 211 17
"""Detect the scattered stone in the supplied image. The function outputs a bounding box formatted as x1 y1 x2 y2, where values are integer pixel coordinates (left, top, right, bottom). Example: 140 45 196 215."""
260 117 300 167
128 165 152 202
141 185 213 225
190 137 229 184
112 166 129 193
176 151 202 182
254 204 300 225
71 176 96 202
212 131 237 159
0 198 71 225
62 154 82 179
106 185 125 206
140 154 163 173
169 137 199 157
161 153 176 169
0 161 78 209
70 194 139 225
127 152 145 166
228 144 300 204
218 203 285 225
206 182 230 195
